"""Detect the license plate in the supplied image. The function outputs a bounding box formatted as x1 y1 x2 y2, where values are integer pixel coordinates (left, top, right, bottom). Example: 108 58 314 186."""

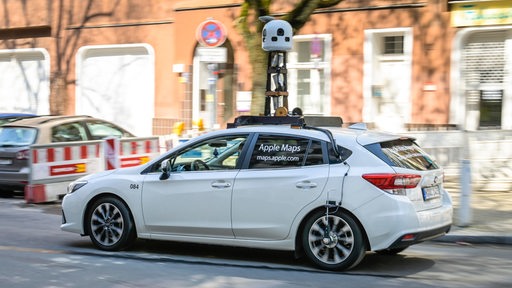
422 185 441 201
0 159 12 165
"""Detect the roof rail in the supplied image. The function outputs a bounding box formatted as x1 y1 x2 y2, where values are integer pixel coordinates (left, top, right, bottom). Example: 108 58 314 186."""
227 115 343 128
37 115 92 124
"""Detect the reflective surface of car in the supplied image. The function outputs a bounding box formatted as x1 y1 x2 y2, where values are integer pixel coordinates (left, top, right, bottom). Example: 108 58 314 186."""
61 116 452 271
0 115 134 195
0 113 37 126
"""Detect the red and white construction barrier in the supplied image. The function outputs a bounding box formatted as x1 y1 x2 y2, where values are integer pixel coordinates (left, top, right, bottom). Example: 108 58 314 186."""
25 142 103 203
104 137 120 170
25 137 160 203
119 138 159 168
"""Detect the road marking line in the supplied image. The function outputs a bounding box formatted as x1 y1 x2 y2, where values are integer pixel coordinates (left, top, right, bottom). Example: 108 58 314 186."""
0 245 61 254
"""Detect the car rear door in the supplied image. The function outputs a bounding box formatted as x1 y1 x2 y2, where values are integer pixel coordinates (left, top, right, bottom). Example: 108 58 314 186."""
231 133 331 240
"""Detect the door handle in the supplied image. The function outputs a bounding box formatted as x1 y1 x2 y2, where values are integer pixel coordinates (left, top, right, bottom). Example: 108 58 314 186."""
296 181 317 189
211 181 231 188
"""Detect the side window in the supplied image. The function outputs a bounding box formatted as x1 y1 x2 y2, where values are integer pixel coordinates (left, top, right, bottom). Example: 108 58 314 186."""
248 135 309 169
85 121 126 140
328 142 352 163
52 123 86 142
171 135 247 172
304 140 325 166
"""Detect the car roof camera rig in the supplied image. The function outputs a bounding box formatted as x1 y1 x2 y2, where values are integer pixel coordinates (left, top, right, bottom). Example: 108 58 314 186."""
261 18 293 117
228 18 343 159
228 18 343 129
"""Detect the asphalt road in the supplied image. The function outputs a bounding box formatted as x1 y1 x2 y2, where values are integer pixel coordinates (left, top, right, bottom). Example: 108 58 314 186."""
1 197 511 288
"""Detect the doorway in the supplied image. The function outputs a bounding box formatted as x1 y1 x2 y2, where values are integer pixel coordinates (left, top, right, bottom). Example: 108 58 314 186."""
364 28 413 131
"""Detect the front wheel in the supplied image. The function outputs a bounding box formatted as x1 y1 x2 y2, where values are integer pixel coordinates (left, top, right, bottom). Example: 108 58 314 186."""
302 210 366 271
86 197 136 251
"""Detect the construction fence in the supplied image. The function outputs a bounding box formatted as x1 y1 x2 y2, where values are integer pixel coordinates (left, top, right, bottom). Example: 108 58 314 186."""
25 137 160 203
404 130 512 192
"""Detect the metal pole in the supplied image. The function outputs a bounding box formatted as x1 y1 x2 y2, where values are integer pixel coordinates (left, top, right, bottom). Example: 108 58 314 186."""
458 131 473 227
207 64 218 128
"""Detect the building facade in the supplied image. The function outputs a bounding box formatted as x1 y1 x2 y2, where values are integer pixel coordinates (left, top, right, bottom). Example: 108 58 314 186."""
0 0 510 136
449 0 512 130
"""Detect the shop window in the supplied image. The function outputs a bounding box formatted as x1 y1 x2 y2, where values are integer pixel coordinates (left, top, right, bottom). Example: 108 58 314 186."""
462 31 506 129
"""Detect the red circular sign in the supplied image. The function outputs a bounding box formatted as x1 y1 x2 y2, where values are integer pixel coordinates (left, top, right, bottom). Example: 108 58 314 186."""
196 19 227 47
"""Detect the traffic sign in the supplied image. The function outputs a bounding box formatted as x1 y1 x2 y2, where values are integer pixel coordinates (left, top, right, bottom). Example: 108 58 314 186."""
196 19 227 47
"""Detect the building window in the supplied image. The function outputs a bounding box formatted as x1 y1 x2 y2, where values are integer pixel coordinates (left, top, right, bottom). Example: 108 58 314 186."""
288 34 332 116
480 90 502 128
383 36 404 55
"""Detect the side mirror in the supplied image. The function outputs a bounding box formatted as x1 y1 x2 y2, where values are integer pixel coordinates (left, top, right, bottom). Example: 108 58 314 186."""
159 159 171 180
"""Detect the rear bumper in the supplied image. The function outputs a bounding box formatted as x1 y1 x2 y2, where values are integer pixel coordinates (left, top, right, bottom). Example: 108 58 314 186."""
0 170 29 191
353 189 453 251
386 224 451 249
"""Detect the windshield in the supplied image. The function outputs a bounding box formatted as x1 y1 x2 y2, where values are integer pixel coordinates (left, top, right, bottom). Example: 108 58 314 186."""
0 127 37 146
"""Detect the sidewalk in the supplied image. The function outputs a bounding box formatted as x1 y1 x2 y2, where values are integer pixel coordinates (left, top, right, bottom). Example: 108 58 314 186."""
435 181 512 245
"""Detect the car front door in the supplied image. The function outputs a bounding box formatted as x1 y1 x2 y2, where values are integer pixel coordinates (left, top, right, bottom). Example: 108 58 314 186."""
141 134 247 238
231 134 331 240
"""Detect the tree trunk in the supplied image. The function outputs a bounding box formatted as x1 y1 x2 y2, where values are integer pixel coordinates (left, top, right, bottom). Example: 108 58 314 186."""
250 46 268 115
50 73 67 115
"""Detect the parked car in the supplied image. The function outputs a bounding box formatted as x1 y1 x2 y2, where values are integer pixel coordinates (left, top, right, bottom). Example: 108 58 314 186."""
0 115 134 195
0 113 37 126
61 116 452 271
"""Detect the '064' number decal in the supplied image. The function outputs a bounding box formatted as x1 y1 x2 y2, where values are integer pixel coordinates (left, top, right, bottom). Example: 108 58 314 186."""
130 184 140 189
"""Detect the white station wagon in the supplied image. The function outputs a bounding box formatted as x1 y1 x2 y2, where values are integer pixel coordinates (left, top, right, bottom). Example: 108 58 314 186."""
61 116 453 271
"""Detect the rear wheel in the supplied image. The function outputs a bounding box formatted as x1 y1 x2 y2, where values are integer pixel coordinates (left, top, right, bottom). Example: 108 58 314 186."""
302 210 366 271
86 197 136 251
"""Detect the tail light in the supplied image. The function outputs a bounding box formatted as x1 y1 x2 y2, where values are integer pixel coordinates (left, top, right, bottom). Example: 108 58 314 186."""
362 173 421 195
16 149 30 160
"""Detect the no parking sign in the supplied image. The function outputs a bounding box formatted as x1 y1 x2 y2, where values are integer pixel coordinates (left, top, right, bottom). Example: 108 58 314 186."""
196 19 227 47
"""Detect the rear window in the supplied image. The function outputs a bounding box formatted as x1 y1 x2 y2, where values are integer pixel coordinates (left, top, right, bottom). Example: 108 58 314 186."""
365 139 439 171
0 127 37 146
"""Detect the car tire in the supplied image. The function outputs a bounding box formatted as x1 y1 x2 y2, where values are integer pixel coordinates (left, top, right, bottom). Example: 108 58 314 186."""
86 196 136 251
302 210 366 271
0 189 14 198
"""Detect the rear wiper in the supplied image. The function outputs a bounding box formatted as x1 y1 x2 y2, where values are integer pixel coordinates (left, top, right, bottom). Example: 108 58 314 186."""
424 156 435 169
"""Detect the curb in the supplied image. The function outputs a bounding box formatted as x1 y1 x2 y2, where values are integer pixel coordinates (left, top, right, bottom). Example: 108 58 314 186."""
433 234 512 245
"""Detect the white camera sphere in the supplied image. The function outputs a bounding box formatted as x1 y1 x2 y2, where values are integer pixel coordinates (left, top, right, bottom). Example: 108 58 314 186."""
262 20 293 51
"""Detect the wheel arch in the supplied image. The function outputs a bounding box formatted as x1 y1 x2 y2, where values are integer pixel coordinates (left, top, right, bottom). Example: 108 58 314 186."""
294 206 371 258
